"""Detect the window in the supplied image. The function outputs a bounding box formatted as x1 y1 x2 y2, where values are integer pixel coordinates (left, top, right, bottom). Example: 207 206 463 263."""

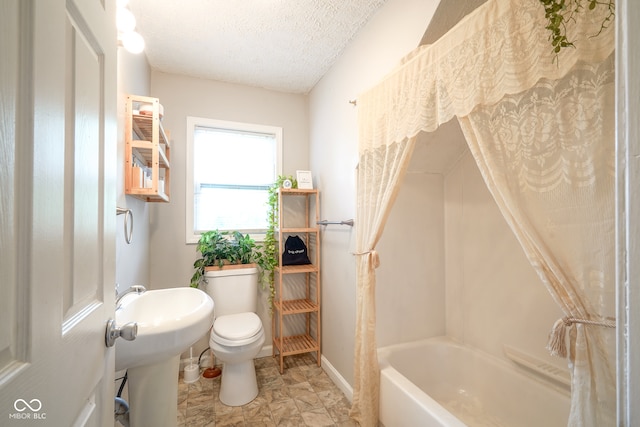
186 117 282 243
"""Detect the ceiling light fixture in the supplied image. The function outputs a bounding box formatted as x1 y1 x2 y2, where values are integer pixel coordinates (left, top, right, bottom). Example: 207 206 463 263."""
117 3 145 54
116 8 136 33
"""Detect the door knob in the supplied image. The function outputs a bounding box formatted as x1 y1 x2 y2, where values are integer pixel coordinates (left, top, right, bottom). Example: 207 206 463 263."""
105 318 138 347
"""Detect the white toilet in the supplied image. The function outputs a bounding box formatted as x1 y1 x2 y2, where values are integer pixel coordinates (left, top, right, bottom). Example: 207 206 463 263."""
204 266 265 406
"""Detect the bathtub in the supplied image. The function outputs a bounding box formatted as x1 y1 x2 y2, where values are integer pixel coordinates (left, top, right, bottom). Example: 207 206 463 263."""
378 337 570 427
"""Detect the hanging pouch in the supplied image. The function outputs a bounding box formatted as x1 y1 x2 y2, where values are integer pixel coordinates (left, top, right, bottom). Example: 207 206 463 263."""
282 235 311 265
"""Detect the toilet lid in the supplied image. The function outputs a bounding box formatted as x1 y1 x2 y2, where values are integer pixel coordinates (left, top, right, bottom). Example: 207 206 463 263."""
213 312 262 340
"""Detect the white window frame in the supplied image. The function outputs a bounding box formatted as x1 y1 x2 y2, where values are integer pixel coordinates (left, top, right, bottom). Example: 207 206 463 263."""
186 116 282 244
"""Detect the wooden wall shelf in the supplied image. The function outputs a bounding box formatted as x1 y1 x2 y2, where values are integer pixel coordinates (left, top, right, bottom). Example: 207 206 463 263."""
124 94 171 203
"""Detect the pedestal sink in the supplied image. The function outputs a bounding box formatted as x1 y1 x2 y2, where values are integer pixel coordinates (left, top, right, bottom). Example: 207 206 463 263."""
115 287 213 427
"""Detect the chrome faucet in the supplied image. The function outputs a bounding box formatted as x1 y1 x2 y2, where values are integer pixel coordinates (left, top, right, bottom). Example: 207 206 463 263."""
116 285 147 308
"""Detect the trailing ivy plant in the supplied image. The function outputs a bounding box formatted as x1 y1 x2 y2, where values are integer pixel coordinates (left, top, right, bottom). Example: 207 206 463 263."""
539 0 614 62
262 175 298 311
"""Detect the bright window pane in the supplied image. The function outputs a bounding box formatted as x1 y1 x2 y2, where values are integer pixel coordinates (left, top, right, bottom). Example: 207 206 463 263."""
194 127 276 186
191 123 278 234
195 188 268 231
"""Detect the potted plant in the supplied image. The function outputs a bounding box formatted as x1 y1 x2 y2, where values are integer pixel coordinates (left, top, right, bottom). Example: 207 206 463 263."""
190 230 268 288
190 175 296 306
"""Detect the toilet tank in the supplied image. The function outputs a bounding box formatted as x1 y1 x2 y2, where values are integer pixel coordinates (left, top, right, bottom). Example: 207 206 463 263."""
204 266 258 317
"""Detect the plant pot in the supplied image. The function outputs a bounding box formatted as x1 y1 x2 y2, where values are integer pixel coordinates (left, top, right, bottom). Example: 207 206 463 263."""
204 263 258 272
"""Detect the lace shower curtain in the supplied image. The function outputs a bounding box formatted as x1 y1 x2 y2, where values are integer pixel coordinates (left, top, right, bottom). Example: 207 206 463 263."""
349 137 415 424
352 0 615 425
459 55 616 425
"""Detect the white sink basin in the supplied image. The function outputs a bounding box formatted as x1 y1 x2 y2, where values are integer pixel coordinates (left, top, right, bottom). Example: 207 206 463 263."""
115 287 214 371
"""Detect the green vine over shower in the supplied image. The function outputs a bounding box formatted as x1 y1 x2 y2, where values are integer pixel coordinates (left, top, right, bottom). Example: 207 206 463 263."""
538 0 614 61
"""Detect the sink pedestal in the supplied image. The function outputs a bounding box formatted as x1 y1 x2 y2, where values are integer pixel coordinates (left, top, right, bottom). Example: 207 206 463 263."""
113 287 213 426
127 355 180 427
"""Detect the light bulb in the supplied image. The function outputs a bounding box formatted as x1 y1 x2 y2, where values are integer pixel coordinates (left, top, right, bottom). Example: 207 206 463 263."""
121 31 145 54
116 8 136 33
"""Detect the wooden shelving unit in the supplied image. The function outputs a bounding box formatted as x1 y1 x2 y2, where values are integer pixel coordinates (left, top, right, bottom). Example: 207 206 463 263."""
124 94 171 202
272 188 321 373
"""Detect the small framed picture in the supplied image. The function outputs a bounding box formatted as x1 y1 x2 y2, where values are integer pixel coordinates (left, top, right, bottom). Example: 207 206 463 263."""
296 170 313 189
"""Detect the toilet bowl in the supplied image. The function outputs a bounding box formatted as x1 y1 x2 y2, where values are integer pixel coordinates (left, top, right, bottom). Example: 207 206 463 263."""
204 267 264 406
209 312 265 406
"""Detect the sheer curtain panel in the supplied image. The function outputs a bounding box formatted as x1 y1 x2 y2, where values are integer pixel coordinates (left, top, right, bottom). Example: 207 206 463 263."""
352 0 615 425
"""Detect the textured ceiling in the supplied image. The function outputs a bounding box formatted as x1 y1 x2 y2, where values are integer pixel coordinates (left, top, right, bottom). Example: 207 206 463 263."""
129 0 388 94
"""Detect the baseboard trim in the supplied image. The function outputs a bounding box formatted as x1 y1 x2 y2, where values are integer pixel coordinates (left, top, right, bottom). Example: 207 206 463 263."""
263 346 354 402
321 355 353 403
257 344 272 359
259 346 353 401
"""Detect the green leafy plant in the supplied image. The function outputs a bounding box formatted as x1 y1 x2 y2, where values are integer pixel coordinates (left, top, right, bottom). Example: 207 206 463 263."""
539 0 614 62
262 175 297 310
190 230 267 288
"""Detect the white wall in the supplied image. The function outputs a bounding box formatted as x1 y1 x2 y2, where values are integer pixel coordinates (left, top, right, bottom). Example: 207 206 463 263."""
116 48 151 293
309 0 441 388
376 172 447 346
147 71 309 354
445 148 567 372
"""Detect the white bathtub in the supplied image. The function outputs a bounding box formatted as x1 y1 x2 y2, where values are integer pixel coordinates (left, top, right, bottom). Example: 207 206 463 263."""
378 337 570 427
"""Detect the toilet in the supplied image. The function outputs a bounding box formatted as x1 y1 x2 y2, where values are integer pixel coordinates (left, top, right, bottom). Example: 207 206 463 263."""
204 266 265 406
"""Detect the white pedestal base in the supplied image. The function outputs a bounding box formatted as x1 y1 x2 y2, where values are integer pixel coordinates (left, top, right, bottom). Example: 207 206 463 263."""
127 355 180 427
219 359 259 406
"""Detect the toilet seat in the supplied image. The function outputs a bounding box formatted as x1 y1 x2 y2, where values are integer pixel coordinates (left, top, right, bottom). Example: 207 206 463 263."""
211 312 263 347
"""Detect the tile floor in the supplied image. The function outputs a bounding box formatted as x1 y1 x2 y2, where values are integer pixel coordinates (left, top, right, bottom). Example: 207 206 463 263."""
177 354 359 426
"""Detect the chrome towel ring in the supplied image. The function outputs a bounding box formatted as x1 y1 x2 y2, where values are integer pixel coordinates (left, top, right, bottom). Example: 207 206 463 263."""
116 207 133 244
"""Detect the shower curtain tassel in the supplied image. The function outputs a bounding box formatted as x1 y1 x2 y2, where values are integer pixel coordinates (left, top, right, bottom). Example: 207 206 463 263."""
547 317 569 358
547 316 616 359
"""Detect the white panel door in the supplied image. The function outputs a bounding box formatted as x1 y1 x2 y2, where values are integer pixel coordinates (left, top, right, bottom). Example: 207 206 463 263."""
0 0 117 426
